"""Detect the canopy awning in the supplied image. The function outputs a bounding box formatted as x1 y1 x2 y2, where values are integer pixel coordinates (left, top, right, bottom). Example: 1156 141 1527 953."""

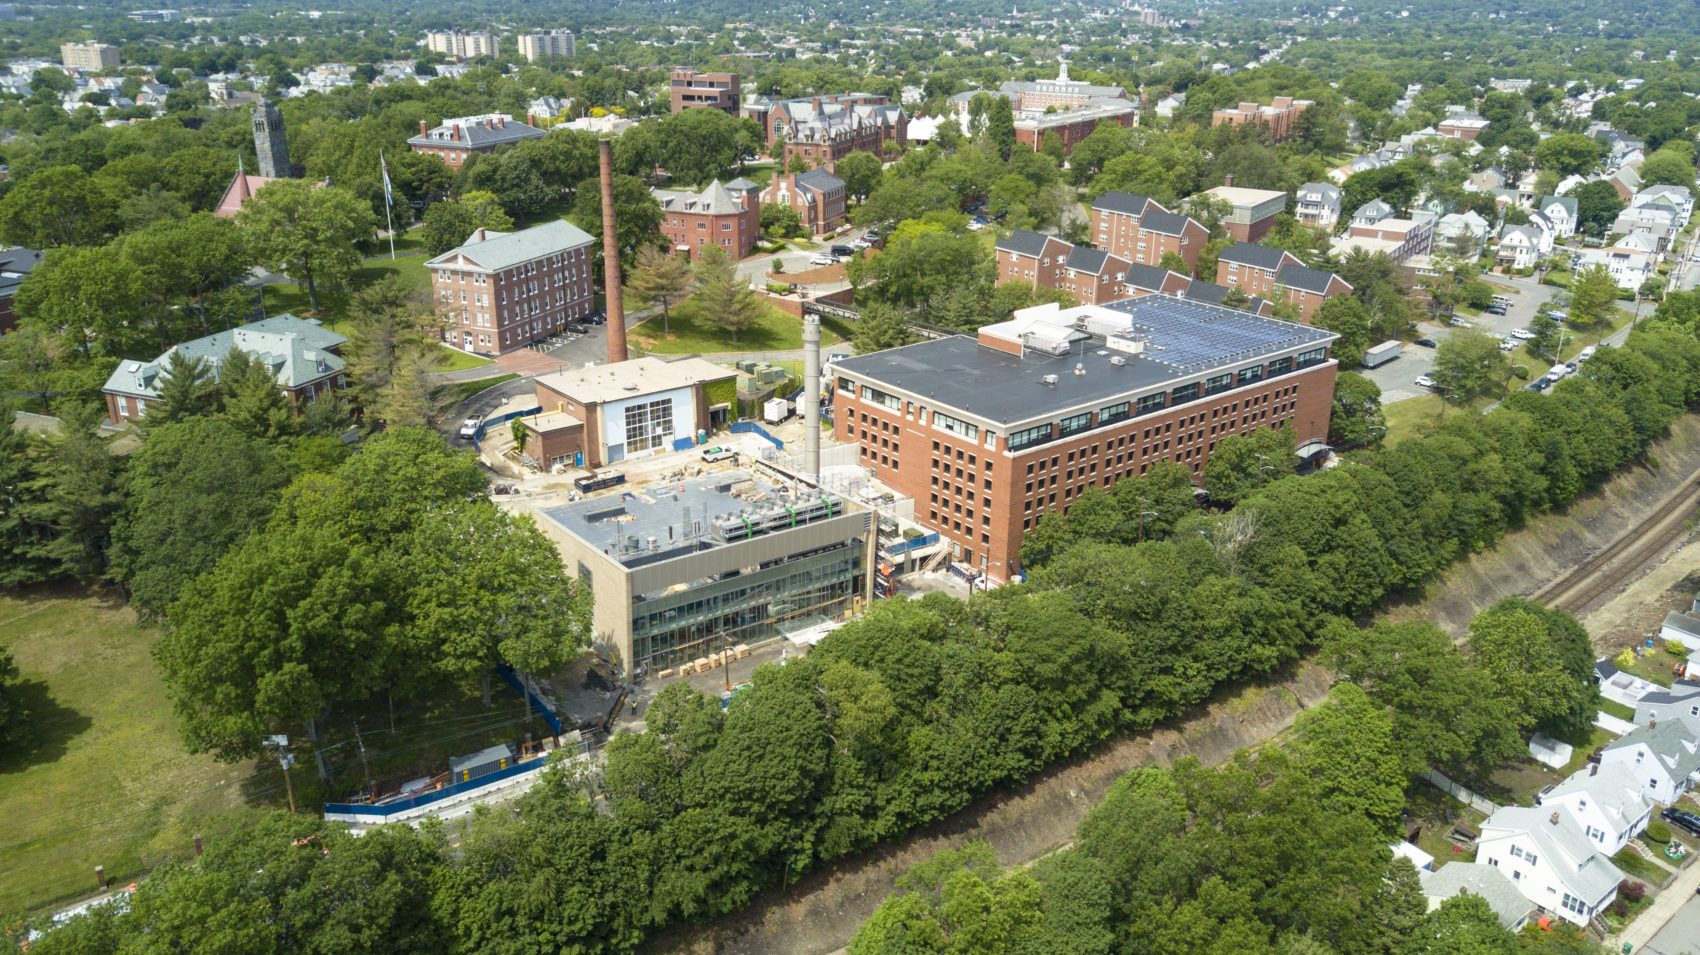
1295 440 1331 459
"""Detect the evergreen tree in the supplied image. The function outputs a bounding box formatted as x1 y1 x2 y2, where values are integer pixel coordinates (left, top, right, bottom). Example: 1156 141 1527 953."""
0 402 53 585
23 401 123 580
627 246 696 337
986 96 1017 158
850 303 917 354
692 246 762 345
144 352 220 425
218 346 295 441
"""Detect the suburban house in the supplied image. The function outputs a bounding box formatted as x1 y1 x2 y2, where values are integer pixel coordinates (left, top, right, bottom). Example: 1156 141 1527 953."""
1121 262 1192 299
1630 680 1700 734
760 169 847 235
1608 166 1643 203
1214 243 1352 321
1435 210 1492 256
1468 167 1508 192
1660 610 1700 650
653 179 760 260
407 114 545 168
1536 762 1654 855
1294 182 1342 229
425 219 598 356
1614 203 1680 253
515 356 738 471
1496 225 1545 271
102 314 346 425
1418 863 1536 932
1199 181 1287 243
1088 191 1210 273
1634 184 1695 222
1574 233 1657 291
1538 195 1579 236
1350 198 1395 228
1597 719 1700 805
1475 806 1626 927
0 247 42 333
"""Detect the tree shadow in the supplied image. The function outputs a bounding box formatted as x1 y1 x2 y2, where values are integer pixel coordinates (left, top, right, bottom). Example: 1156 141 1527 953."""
0 679 93 774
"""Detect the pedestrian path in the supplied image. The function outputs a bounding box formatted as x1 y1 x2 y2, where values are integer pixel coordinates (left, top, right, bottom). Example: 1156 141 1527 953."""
1611 849 1700 953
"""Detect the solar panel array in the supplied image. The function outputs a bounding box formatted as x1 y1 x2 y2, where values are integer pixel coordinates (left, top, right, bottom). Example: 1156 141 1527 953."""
1107 297 1331 373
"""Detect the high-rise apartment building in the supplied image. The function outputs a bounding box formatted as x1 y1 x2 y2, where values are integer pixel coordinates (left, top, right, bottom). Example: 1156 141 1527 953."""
516 30 575 62
425 30 499 59
60 42 120 70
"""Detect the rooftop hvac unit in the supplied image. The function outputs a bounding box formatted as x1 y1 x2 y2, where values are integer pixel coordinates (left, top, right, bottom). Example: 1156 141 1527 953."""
1109 356 1127 366
1040 374 1059 386
1106 335 1147 356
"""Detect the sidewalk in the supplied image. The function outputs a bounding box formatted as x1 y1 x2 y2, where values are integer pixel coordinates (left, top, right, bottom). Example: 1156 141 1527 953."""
1611 848 1700 952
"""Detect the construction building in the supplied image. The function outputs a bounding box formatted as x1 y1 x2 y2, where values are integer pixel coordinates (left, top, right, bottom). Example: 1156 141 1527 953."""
830 299 1338 581
670 69 740 115
532 468 876 676
516 30 575 62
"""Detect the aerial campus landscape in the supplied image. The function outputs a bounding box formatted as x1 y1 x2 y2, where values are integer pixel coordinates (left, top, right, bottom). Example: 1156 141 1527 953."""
12 0 1700 953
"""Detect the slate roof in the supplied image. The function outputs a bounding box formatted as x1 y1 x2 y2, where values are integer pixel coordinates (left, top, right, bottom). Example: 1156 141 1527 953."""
1298 181 1341 200
1419 863 1534 930
997 229 1054 257
1662 610 1700 639
1603 719 1700 781
1123 262 1183 292
1139 209 1195 236
0 247 43 301
1353 198 1394 221
102 314 346 399
796 168 846 193
1541 195 1579 218
1184 278 1269 313
1092 190 1158 217
407 113 545 150
1065 245 1110 275
1275 262 1346 295
425 219 595 272
652 180 749 216
1218 242 1294 272
1480 806 1626 904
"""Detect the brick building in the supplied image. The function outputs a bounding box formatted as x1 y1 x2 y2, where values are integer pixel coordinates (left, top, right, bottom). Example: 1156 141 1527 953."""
1333 211 1435 265
516 357 737 471
670 69 740 115
407 113 545 168
1214 243 1352 321
949 61 1135 155
1089 191 1211 274
1437 113 1491 141
744 93 905 170
994 230 1131 306
102 314 346 425
425 219 597 355
1121 262 1192 298
654 179 760 260
760 169 847 235
0 248 43 334
830 299 1338 580
1210 97 1315 143
1013 101 1139 154
1199 181 1288 243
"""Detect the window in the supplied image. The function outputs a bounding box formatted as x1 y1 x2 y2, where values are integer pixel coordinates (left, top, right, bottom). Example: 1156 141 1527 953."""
1008 424 1053 450
1099 401 1130 423
1136 393 1167 414
1560 893 1586 916
933 411 979 440
861 384 901 411
623 398 675 454
1296 347 1327 367
1058 412 1092 436
1205 372 1233 394
1268 357 1293 375
1510 846 1523 859
1172 382 1200 403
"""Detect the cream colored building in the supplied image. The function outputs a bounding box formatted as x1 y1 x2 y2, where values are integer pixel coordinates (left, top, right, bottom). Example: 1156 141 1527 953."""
60 42 120 70
516 30 575 62
425 30 499 59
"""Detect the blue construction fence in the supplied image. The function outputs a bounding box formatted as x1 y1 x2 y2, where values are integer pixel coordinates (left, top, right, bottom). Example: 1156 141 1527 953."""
729 421 784 449
470 406 542 454
495 664 564 735
324 756 544 818
883 532 940 558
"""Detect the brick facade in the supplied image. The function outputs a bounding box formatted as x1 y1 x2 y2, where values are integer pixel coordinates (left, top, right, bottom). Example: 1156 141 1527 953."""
427 220 597 356
670 70 740 115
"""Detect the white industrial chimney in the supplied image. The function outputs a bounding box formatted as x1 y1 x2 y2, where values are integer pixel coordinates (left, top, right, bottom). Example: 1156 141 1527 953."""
802 313 821 483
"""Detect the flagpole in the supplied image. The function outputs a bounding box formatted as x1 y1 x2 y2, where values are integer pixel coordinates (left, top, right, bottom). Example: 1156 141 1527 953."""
385 200 396 260
380 150 397 260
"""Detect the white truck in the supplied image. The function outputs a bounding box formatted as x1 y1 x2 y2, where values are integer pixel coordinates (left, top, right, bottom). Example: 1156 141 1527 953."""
1362 340 1402 369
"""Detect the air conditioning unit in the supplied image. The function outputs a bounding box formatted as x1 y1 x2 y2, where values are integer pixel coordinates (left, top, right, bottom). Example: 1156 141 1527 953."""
1109 356 1127 366
1040 374 1059 386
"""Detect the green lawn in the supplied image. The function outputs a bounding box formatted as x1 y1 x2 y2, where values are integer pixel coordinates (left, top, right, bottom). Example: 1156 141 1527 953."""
1616 645 1682 689
0 589 275 915
435 347 494 373
631 296 847 355
1600 697 1636 722
442 373 520 407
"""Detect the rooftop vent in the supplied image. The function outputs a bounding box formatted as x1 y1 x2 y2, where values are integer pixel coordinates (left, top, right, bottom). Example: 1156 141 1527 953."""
1040 374 1059 386
1109 356 1127 366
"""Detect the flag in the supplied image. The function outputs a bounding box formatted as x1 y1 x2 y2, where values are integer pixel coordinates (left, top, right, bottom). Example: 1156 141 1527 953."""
380 150 393 207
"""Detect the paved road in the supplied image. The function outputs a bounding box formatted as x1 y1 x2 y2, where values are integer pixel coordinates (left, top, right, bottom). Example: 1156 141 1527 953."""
1362 276 1561 404
1617 854 1700 954
734 227 874 290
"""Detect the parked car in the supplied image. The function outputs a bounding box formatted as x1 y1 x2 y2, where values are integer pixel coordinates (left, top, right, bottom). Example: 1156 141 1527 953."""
1664 807 1700 837
1415 374 1436 388
850 236 874 250
700 446 737 463
1578 345 1597 361
1563 361 1579 375
1449 317 1474 328
830 244 854 258
1511 328 1536 340
1524 378 1551 392
810 252 838 266
583 309 607 325
1414 337 1439 348
458 415 483 439
1499 338 1517 351
1484 305 1507 316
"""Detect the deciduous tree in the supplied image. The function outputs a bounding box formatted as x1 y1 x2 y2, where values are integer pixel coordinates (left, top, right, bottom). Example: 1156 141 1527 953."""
238 180 378 313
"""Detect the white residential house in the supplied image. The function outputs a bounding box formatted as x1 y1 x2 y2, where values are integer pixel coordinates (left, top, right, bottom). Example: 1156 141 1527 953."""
1575 234 1657 291
1350 198 1394 227
1630 679 1700 733
1476 806 1626 927
1435 210 1492 255
1536 762 1654 855
1633 184 1693 223
1659 611 1700 652
1497 225 1545 271
1154 93 1185 117
1614 203 1680 253
1295 182 1342 229
1598 719 1700 806
1419 863 1537 932
1538 195 1579 236
1555 174 1588 197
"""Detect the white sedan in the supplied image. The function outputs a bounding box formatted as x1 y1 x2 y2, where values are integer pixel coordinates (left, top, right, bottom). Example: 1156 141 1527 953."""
1510 328 1536 340
1414 374 1437 389
1499 338 1517 351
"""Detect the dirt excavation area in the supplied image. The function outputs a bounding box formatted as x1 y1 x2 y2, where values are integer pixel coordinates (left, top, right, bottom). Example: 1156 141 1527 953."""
647 417 1700 955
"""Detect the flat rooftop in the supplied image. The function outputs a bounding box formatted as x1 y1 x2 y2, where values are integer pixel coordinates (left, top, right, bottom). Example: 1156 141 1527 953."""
534 356 737 406
1203 184 1287 207
540 469 849 569
833 297 1335 428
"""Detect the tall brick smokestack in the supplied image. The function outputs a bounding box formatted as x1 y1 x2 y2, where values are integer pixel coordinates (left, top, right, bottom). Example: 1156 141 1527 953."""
599 139 628 364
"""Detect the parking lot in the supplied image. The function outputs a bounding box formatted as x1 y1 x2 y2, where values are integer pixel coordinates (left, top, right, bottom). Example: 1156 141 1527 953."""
1361 278 1562 404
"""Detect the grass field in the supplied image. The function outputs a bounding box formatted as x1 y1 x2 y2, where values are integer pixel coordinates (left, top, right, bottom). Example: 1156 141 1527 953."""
0 588 276 916
630 296 848 355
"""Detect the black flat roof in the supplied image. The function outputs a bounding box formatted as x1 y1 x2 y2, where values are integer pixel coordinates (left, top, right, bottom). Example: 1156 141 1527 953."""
834 298 1336 428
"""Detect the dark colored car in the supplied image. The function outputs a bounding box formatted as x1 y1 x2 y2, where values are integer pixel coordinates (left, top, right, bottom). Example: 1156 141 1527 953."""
584 309 606 325
1485 305 1507 315
1414 337 1439 348
1663 807 1700 837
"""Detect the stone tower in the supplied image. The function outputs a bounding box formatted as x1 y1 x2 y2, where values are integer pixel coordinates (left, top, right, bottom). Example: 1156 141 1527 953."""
252 100 290 179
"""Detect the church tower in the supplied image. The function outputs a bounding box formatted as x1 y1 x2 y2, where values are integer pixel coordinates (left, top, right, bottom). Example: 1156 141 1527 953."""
252 100 291 179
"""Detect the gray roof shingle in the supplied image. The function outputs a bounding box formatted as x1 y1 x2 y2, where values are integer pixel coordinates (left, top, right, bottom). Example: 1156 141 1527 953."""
1419 863 1533 930
102 314 346 399
1123 262 1182 291
1218 242 1294 272
997 229 1054 257
1092 191 1157 217
1139 209 1195 236
1065 246 1110 275
1275 262 1346 295
425 218 596 272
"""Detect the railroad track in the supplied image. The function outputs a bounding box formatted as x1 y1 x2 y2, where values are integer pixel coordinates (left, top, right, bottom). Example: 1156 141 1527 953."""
1534 472 1700 614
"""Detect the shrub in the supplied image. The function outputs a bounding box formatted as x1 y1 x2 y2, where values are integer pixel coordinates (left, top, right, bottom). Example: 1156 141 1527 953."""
1616 648 1636 670
1621 879 1647 901
772 257 784 274
1665 639 1688 656
1610 898 1630 918
1644 821 1671 844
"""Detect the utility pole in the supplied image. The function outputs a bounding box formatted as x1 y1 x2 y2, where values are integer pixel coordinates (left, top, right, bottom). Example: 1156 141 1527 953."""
354 721 374 799
265 735 297 814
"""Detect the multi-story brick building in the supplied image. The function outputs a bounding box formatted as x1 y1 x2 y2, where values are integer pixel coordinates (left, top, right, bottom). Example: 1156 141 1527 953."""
744 93 905 170
1089 191 1211 274
1215 243 1353 321
1200 180 1288 243
760 169 847 235
60 42 119 70
425 30 499 59
995 231 1130 306
654 179 760 260
1013 101 1139 154
830 299 1338 580
0 248 43 334
516 30 575 63
102 314 346 425
1211 97 1315 143
1333 211 1435 265
1437 113 1491 141
425 219 597 355
949 62 1135 155
407 113 545 168
670 69 740 115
